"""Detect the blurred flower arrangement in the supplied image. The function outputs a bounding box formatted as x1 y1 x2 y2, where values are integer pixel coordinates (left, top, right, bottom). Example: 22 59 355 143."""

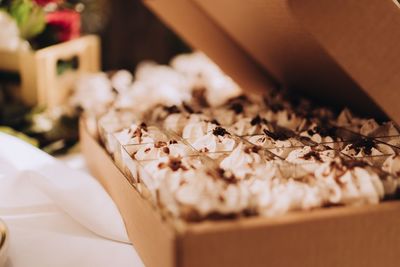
0 0 82 49
0 0 87 154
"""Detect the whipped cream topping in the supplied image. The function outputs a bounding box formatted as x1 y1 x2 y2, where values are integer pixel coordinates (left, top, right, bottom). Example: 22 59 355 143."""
314 160 384 205
71 73 115 115
191 130 236 153
219 143 263 179
75 51 400 221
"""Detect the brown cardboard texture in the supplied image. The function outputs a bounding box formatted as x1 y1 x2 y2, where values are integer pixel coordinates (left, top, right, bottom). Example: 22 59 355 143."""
143 0 399 121
81 120 400 267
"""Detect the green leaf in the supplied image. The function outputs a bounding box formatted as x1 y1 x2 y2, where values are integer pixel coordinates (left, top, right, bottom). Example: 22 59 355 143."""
9 0 46 40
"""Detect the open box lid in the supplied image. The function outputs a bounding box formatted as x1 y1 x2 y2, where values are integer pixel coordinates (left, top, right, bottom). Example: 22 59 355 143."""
143 0 400 122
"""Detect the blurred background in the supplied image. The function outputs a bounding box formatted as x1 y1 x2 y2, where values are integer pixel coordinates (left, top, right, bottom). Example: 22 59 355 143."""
93 0 189 70
0 0 190 153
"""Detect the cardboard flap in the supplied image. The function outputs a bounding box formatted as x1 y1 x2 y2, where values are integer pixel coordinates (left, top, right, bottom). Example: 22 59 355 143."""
289 0 400 122
144 0 392 120
144 0 276 94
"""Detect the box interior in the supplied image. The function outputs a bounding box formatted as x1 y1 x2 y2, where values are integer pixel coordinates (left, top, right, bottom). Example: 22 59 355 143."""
144 0 399 122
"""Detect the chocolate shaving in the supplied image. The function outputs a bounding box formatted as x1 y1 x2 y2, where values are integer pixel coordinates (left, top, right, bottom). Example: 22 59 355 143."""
244 145 262 154
216 168 239 184
182 102 195 113
308 125 337 138
154 141 167 148
168 157 188 171
163 147 170 154
212 126 229 136
139 122 148 131
349 137 376 155
250 115 262 126
163 105 180 114
169 139 178 144
211 119 221 126
158 162 167 169
230 102 244 114
302 150 322 162
134 127 143 143
263 128 290 141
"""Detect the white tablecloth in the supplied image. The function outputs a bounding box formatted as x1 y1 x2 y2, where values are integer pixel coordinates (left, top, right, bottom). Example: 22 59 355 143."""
0 133 145 267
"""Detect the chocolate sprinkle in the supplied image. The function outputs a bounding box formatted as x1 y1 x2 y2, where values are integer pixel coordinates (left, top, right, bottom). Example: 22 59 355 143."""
302 150 322 162
168 157 188 171
349 137 376 155
211 119 221 126
154 141 167 148
212 126 229 136
182 102 195 113
250 115 262 126
163 105 180 114
134 127 143 142
263 128 290 141
139 122 148 131
230 102 244 114
163 147 170 154
244 145 262 154
216 168 238 184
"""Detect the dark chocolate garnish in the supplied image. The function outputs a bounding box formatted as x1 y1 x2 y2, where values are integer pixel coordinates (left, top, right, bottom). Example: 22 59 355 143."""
169 139 178 144
168 157 188 171
134 127 143 142
263 128 290 141
212 126 229 136
302 150 322 162
139 122 148 131
211 119 221 126
158 162 167 169
182 102 195 113
349 137 376 155
244 145 262 154
216 168 238 184
163 105 180 114
250 115 262 126
154 141 167 148
163 147 170 154
230 102 244 114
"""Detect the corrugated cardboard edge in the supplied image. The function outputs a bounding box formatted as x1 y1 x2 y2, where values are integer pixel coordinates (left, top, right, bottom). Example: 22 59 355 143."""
80 119 178 267
81 119 400 267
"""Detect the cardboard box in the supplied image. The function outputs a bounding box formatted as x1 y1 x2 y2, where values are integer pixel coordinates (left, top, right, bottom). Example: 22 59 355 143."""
81 1 400 266
81 121 400 267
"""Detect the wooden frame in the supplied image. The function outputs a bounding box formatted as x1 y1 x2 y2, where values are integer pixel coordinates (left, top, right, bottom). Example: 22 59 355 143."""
0 35 100 108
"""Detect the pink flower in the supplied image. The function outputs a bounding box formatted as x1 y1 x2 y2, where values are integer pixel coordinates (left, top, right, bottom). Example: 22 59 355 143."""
46 10 80 42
